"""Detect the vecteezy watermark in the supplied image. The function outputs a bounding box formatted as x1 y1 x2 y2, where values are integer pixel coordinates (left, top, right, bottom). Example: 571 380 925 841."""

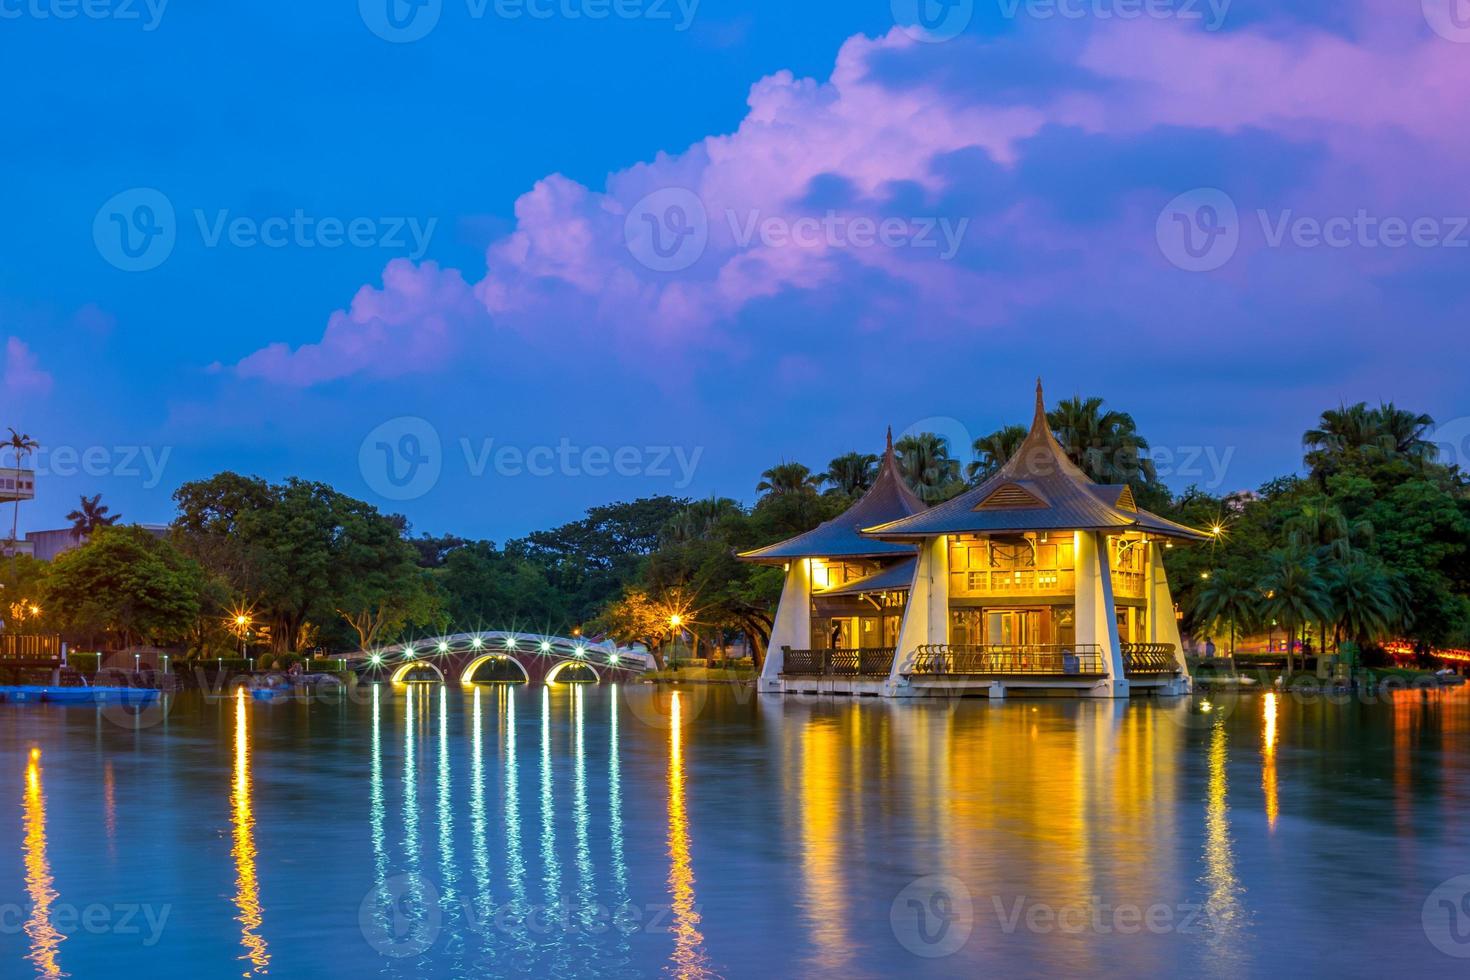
28 444 172 489
623 187 971 272
992 895 1216 935
359 875 688 957
891 0 974 42
0 0 168 29
93 188 437 272
1429 416 1470 472
1423 874 1470 957
994 0 1230 30
1423 0 1470 43
1158 188 1470 273
359 417 704 502
0 902 171 946
727 211 970 261
359 0 699 43
890 875 975 958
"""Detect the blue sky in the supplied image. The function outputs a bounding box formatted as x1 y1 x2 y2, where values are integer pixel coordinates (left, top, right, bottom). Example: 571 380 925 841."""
3 1 1468 541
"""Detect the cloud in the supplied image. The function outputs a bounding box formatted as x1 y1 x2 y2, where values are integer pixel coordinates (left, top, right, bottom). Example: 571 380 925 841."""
233 6 1470 388
3 338 53 398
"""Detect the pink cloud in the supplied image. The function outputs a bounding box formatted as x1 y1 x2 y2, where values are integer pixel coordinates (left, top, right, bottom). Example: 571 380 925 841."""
234 8 1470 387
3 338 53 397
236 260 482 387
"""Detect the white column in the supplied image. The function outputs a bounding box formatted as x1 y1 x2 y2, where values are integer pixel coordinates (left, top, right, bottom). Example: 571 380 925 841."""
1075 531 1127 696
888 536 949 682
761 559 813 693
1147 543 1192 689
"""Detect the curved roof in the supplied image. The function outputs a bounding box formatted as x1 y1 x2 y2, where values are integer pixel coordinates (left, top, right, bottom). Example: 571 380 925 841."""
862 381 1210 543
816 557 917 597
739 430 927 564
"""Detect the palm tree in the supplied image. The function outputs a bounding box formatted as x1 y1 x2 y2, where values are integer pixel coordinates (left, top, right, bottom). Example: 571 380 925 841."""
1189 568 1257 657
821 452 878 497
968 425 1027 484
1048 396 1158 488
1372 402 1437 462
1260 551 1331 673
5 428 39 561
66 493 123 541
663 497 742 545
756 461 821 498
1326 558 1407 656
895 433 961 503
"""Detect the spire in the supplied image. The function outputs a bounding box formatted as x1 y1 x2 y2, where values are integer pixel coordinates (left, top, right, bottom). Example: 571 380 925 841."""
1032 377 1048 432
886 425 894 455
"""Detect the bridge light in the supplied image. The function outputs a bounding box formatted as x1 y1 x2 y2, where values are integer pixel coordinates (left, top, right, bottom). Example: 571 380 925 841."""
505 637 518 650
539 641 552 653
438 641 449 653
574 646 586 658
471 637 484 650
609 653 619 665
370 654 382 667
403 646 415 658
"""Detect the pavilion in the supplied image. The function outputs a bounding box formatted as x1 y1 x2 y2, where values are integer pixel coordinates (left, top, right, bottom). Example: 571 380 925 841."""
748 382 1207 699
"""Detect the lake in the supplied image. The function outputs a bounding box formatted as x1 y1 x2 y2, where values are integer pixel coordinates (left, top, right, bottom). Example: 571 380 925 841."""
2 681 1468 978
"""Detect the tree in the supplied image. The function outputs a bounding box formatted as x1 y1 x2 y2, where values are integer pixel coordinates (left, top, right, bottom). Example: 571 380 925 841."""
66 493 122 540
434 540 567 629
1260 551 1330 673
895 433 963 502
968 425 1027 484
44 526 204 649
1189 569 1257 657
1325 557 1406 653
333 499 441 649
821 452 878 497
1048 396 1158 490
5 428 39 560
1303 402 1438 485
756 462 822 498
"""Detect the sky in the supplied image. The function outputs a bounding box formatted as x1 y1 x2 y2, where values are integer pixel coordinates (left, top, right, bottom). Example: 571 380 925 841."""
3 0 1469 542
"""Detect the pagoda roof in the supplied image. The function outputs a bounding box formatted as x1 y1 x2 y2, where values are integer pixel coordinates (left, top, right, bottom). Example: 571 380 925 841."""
862 381 1210 543
739 430 927 564
815 557 917 597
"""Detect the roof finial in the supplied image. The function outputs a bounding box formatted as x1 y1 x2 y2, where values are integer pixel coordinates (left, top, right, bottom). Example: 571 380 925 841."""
1033 377 1047 431
886 426 894 454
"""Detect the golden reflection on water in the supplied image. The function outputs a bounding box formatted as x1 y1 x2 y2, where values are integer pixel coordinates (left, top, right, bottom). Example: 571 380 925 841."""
1203 718 1243 952
103 759 117 862
230 688 270 976
666 693 713 978
1262 694 1279 830
24 748 66 978
795 711 851 971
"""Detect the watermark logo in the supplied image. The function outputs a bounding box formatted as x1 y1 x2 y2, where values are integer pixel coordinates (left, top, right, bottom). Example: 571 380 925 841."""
1424 0 1470 43
94 188 176 273
360 875 443 958
626 187 708 272
0 0 168 29
360 417 443 501
727 211 969 260
360 0 442 42
1156 188 1239 273
1423 874 1470 957
892 0 974 42
1429 416 1470 471
890 874 974 957
994 0 1231 31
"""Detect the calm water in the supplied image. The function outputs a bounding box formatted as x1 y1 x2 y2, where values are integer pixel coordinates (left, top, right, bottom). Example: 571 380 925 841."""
2 682 1469 979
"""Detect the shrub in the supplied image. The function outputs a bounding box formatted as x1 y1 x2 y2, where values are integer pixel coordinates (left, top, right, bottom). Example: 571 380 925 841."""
255 653 276 671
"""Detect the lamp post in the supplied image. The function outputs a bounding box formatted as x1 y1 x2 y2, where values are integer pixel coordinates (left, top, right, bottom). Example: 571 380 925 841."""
669 614 684 671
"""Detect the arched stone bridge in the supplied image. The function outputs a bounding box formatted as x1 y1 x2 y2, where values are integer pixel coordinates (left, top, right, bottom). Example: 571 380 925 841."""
344 631 656 686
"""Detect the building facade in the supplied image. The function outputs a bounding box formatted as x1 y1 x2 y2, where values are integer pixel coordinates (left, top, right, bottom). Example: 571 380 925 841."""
744 383 1206 699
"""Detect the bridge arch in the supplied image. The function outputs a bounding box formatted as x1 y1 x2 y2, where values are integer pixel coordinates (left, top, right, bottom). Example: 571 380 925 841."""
459 654 532 687
545 660 601 685
390 660 445 685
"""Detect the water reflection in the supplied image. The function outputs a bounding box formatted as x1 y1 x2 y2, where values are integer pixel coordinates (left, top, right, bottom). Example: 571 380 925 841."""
469 688 492 928
24 748 65 978
666 692 712 978
370 684 386 883
572 686 596 930
502 687 527 908
230 688 270 975
1262 694 1279 830
540 687 561 910
103 759 117 863
1203 717 1244 965
608 687 629 901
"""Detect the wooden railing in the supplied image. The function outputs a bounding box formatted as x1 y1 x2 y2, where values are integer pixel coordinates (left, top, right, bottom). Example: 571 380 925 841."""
0 634 62 664
780 647 896 677
1121 642 1180 675
952 568 1074 598
908 644 1105 677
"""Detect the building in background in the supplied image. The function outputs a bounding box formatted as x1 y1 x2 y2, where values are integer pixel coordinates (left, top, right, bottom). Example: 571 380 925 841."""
1 465 36 558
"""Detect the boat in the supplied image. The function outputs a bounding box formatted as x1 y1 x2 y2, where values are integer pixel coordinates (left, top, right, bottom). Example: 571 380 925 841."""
0 685 161 705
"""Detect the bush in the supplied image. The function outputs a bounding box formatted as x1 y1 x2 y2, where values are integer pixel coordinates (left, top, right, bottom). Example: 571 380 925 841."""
277 653 306 671
255 653 276 671
67 652 101 674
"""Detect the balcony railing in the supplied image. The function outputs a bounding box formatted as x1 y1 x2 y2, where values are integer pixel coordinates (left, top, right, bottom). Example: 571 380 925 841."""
780 647 896 677
0 634 62 664
907 643 1106 677
1121 642 1180 675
